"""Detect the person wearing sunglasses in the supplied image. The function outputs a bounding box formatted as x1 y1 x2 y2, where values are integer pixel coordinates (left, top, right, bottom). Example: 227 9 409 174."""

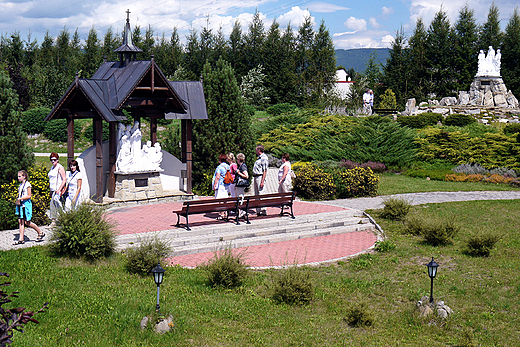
48 152 66 226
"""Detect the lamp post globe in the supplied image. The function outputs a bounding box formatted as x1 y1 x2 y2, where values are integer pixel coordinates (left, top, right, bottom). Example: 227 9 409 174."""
426 257 439 303
151 262 165 312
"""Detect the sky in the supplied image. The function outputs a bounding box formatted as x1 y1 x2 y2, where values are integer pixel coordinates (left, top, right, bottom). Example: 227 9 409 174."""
0 0 518 50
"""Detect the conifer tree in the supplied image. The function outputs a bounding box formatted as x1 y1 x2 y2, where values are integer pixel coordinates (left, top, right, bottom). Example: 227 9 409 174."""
102 27 120 62
263 20 285 104
408 18 428 102
182 29 203 80
82 27 101 77
244 11 266 73
453 5 479 91
382 28 408 108
502 7 520 97
308 20 336 106
226 20 246 78
0 71 34 184
192 58 253 187
295 16 315 105
478 3 503 51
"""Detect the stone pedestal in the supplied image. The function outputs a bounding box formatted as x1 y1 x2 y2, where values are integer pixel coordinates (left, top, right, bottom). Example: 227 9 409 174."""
468 76 518 108
114 170 164 201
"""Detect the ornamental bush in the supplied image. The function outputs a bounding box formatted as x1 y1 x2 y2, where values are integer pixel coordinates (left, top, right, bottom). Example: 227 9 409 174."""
380 197 411 221
345 301 375 327
465 231 500 257
336 167 379 198
266 103 298 116
271 265 314 305
125 235 172 275
43 119 81 142
444 113 476 127
201 246 249 288
397 112 443 129
292 163 336 200
50 203 116 260
83 122 109 141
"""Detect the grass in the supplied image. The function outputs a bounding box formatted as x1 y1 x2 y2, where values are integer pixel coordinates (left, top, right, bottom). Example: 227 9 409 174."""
3 199 520 346
378 173 520 195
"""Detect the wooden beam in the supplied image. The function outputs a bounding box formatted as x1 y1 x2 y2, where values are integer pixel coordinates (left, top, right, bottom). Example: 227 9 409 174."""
95 119 104 203
181 119 187 163
134 86 169 91
67 115 74 165
108 122 117 198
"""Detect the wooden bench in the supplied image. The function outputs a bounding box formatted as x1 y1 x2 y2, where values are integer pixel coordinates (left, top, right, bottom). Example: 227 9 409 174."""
173 197 241 231
243 191 296 224
373 108 399 115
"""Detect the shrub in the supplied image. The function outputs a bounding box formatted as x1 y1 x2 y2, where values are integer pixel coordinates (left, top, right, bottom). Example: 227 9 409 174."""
486 174 514 184
125 235 172 275
445 173 485 182
21 107 51 134
422 217 460 246
374 239 396 252
201 247 249 288
339 159 386 173
380 197 412 221
397 112 443 129
0 198 18 230
444 113 476 127
83 122 109 142
336 167 379 198
465 231 500 257
293 163 336 200
0 165 50 226
271 266 314 305
452 163 517 178
378 88 397 109
50 203 116 260
344 301 375 327
350 253 374 270
504 123 520 135
43 119 81 142
192 171 213 196
266 103 298 117
404 215 425 236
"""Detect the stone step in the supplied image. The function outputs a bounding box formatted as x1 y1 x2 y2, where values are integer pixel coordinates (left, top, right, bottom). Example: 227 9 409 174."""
115 209 376 257
115 209 363 247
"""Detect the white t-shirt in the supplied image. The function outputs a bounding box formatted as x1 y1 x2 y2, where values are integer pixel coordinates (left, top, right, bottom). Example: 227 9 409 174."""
18 181 31 200
278 161 292 183
48 163 64 192
66 171 83 198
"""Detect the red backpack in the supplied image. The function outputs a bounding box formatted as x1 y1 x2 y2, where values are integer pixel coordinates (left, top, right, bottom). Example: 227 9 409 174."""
224 169 234 184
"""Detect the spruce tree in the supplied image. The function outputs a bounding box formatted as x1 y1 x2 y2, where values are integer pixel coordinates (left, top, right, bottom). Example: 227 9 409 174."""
295 16 315 106
408 18 428 102
308 20 336 106
382 28 408 108
244 11 266 73
192 58 254 187
182 29 202 80
502 7 520 97
226 20 246 78
82 27 101 78
0 71 34 185
478 3 503 51
453 5 479 91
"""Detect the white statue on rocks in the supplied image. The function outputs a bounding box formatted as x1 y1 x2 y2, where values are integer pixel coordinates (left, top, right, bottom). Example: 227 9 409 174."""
115 121 163 173
476 46 501 77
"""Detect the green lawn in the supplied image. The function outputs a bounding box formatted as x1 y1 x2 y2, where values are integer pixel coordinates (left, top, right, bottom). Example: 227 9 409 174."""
378 173 520 195
4 199 520 346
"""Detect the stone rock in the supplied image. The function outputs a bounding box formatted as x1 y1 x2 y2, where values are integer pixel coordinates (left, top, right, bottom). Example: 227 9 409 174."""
419 101 429 107
428 99 440 106
419 305 433 317
431 108 450 115
459 92 470 105
483 90 494 107
494 94 508 107
155 315 174 334
467 109 481 115
440 97 457 106
507 92 519 108
140 316 149 330
437 308 448 318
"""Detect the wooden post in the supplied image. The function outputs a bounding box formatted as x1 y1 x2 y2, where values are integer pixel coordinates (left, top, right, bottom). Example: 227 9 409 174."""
186 120 192 194
181 120 187 163
67 114 74 166
108 122 117 198
150 117 157 145
95 118 104 203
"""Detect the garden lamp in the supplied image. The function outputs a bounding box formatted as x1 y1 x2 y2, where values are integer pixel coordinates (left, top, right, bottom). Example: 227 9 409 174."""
426 257 439 303
151 262 165 313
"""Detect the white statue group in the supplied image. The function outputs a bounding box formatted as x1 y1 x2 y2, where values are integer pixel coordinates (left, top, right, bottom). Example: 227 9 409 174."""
476 46 501 77
116 122 163 173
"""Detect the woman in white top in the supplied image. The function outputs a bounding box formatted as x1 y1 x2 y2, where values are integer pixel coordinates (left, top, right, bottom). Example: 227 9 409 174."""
48 152 66 222
65 160 83 211
278 153 292 193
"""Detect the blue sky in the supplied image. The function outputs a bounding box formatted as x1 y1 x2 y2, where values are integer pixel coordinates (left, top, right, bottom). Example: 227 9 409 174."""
0 0 518 49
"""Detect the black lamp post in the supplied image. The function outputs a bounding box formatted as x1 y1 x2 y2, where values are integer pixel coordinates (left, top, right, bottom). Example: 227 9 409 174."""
426 257 439 304
151 262 165 313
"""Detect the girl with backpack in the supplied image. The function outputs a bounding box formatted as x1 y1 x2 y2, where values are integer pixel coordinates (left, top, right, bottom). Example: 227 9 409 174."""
13 170 45 245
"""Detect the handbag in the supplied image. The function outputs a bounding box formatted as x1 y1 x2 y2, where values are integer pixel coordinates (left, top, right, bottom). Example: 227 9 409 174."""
235 163 250 187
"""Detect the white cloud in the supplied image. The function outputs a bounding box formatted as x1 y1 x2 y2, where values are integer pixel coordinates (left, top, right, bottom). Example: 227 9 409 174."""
369 17 381 29
382 6 394 16
307 2 350 13
345 17 367 31
278 6 314 29
333 30 392 49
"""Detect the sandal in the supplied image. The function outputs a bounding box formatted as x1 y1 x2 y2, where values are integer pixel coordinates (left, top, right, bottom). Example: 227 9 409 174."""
36 232 46 242
13 240 25 245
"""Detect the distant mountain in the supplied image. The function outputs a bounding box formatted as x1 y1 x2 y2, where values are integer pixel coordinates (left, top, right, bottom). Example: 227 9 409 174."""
335 48 390 73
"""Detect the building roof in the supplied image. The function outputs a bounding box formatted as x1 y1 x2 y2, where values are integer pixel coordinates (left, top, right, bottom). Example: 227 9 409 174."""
166 81 208 120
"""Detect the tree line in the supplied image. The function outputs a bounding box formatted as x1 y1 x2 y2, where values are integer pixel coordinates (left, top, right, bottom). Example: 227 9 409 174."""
0 12 336 111
381 4 520 108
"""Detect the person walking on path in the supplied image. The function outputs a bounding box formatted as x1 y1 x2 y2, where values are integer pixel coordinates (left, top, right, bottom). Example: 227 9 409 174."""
48 152 66 225
363 89 372 115
64 160 83 211
13 170 45 245
278 153 292 193
253 145 269 216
